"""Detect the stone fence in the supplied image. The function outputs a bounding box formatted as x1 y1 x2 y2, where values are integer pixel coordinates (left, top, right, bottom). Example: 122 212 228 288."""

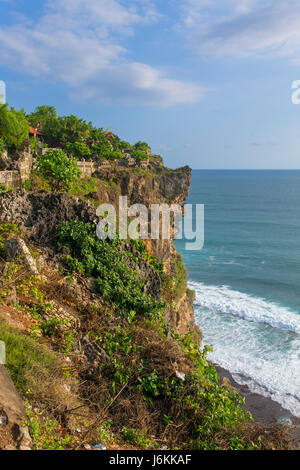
0 145 152 189
0 142 32 189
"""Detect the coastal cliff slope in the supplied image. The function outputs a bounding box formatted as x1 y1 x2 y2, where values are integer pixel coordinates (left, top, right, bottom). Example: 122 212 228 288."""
0 158 292 450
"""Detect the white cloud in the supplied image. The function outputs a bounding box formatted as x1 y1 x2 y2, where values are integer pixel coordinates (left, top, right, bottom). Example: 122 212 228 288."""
0 0 205 106
179 0 300 62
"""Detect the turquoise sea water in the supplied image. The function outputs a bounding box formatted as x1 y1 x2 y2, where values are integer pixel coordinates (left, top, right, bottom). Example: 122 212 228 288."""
175 170 300 417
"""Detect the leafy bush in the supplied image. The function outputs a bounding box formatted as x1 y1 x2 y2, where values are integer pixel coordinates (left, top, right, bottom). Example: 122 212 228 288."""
65 141 92 159
134 141 151 153
120 426 154 448
35 149 81 192
29 137 40 155
57 221 164 317
0 136 5 154
0 104 29 150
131 150 149 161
25 402 75 450
0 184 13 193
130 239 164 273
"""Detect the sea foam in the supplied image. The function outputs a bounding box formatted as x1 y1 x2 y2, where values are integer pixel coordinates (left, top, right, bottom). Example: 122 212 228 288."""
189 281 300 418
189 280 300 335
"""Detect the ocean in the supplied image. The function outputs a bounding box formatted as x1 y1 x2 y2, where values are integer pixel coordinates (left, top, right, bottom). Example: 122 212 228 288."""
175 170 300 418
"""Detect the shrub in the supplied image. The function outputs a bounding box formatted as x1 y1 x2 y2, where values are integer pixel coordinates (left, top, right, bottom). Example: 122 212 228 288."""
35 149 81 192
134 141 151 153
57 221 164 317
25 402 75 450
65 141 92 160
0 104 29 150
131 150 148 161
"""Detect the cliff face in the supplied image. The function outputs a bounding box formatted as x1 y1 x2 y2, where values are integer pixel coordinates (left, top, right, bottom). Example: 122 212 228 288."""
0 161 292 451
94 164 195 335
0 164 196 335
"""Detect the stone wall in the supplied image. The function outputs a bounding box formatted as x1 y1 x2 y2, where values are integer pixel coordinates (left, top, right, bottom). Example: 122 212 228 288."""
0 145 154 189
0 142 32 189
77 161 97 178
0 170 22 189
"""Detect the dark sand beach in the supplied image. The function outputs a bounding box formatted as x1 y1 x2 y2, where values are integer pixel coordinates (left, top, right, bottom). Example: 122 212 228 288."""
215 365 300 446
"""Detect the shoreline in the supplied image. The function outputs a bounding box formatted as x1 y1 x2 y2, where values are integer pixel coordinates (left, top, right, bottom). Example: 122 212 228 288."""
214 364 300 427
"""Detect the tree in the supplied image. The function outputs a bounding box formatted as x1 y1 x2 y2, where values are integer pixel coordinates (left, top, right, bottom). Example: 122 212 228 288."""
27 105 57 128
134 141 151 153
65 141 92 160
106 150 123 160
35 149 81 192
0 104 29 150
132 150 148 161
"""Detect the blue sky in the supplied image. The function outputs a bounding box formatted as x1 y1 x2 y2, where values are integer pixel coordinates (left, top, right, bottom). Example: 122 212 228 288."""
1 0 300 169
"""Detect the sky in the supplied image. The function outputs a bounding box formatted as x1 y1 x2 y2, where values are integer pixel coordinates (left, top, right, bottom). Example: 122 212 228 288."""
1 0 300 169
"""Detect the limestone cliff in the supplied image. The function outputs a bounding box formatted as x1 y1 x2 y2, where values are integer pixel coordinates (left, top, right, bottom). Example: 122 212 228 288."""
0 163 196 336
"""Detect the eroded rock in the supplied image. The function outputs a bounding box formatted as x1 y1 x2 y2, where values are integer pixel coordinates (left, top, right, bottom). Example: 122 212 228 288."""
4 237 38 274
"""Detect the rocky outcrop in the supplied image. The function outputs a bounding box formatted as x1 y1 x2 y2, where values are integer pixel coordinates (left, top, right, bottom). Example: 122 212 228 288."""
0 191 97 244
94 165 195 335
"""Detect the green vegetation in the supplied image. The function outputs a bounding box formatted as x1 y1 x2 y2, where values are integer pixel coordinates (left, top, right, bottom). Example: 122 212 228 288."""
0 319 62 397
0 217 291 449
0 184 13 193
163 253 188 301
130 239 164 273
0 105 291 450
35 149 81 192
26 105 151 161
131 150 149 161
79 303 275 450
120 426 154 448
134 141 151 153
57 221 164 318
0 220 20 258
25 403 75 450
0 104 29 151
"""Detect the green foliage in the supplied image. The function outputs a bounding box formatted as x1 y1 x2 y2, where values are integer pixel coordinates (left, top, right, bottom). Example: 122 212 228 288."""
0 220 20 258
118 140 132 151
0 104 29 150
0 184 13 193
134 141 151 153
65 141 92 159
0 319 59 394
105 150 123 160
57 221 164 318
102 327 137 356
69 177 99 195
35 149 81 192
130 240 164 273
97 420 115 445
27 105 57 128
25 402 75 450
120 426 154 448
137 370 165 404
26 105 155 163
165 253 188 301
29 137 40 155
131 150 149 161
0 136 5 154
